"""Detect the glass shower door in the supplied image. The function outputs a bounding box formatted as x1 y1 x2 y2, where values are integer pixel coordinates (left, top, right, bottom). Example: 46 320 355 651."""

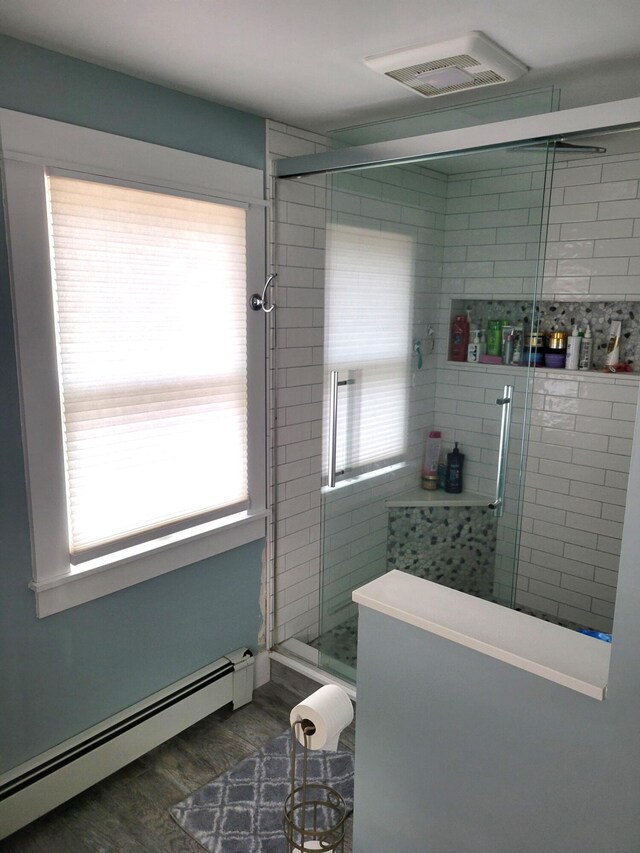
313 141 554 681
317 215 416 679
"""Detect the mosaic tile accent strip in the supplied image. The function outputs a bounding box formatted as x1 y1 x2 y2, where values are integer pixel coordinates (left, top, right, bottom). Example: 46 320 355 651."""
386 505 497 599
459 299 640 369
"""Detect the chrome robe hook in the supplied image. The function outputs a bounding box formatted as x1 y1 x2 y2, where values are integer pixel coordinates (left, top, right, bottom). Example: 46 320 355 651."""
250 273 276 312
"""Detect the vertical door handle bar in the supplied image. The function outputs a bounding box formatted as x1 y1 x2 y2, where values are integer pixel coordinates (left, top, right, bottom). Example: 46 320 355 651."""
489 384 513 517
327 371 339 488
327 372 353 487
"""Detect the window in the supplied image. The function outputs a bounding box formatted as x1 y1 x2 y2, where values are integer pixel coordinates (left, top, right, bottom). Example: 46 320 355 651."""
324 223 414 479
48 176 250 559
1 108 267 616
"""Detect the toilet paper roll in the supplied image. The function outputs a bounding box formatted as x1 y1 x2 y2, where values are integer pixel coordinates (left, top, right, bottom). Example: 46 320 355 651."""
290 684 354 752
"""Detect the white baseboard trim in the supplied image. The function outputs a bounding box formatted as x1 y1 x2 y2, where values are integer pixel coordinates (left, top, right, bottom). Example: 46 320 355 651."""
254 648 271 688
0 648 254 840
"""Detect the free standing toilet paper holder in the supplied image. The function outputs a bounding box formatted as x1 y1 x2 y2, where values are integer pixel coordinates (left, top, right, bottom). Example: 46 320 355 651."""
283 719 348 852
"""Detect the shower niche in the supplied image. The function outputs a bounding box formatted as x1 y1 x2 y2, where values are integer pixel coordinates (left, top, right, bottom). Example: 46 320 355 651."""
449 297 640 371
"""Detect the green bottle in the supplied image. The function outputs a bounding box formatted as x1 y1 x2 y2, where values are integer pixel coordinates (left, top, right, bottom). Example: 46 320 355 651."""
487 320 502 356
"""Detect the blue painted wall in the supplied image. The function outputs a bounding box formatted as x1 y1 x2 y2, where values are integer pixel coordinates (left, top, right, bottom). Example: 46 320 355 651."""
353 432 640 853
0 36 266 774
0 35 265 169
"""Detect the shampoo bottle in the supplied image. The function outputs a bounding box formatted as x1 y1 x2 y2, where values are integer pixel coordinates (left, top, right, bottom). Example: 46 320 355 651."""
445 442 465 494
451 314 470 362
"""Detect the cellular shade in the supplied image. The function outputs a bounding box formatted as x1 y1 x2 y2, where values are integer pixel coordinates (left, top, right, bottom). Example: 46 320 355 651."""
324 223 414 474
46 175 248 558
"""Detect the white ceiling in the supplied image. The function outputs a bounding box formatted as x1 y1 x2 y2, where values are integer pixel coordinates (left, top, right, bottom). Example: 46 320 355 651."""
0 0 639 132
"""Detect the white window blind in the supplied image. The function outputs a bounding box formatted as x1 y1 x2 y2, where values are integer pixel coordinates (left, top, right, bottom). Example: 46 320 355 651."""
46 175 248 559
324 223 414 475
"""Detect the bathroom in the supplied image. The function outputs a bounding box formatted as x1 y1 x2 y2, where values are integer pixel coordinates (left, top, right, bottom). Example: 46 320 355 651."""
268 97 640 683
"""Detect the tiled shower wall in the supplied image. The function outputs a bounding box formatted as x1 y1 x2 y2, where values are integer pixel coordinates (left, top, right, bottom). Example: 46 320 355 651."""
267 122 329 646
435 145 640 631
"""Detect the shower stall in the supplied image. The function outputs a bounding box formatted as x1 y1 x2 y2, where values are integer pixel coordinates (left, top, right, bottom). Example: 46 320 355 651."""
267 96 640 684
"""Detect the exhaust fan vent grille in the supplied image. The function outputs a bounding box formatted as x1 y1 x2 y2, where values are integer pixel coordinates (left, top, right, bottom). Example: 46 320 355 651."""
364 32 527 99
394 53 480 74
387 56 505 98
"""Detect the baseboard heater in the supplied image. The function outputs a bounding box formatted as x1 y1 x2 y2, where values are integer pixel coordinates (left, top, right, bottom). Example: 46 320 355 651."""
0 647 254 840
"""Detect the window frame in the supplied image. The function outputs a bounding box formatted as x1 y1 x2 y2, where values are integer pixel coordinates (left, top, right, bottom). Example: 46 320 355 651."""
1 108 268 617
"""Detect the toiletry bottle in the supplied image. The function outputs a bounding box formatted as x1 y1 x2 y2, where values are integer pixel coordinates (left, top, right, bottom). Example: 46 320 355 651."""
545 331 567 369
512 329 522 365
437 448 447 490
445 442 464 494
566 325 581 370
579 325 593 371
450 314 470 362
605 320 621 371
467 330 481 363
421 430 442 490
502 332 514 365
478 329 486 357
524 332 545 367
486 320 502 356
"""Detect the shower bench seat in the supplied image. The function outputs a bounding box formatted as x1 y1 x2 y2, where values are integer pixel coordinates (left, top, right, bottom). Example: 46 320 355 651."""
385 487 490 508
384 489 497 600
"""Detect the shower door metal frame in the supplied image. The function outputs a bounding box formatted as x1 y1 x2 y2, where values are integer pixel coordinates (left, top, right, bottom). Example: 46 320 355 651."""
276 96 640 178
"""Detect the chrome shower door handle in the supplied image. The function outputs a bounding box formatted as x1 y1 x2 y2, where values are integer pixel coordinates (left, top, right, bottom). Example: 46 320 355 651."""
327 371 339 488
326 372 353 487
489 384 513 518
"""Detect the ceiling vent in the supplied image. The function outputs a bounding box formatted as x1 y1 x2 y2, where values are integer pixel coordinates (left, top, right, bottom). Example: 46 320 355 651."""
364 32 527 99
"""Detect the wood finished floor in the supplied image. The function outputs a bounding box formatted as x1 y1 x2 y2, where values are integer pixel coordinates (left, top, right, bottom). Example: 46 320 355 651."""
0 663 355 852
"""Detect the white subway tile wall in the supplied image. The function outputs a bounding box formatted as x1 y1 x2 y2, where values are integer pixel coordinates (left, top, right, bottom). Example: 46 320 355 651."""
438 146 640 631
268 122 640 646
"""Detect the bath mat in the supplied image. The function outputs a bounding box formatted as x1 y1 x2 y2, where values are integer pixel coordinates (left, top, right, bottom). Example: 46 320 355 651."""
169 729 354 852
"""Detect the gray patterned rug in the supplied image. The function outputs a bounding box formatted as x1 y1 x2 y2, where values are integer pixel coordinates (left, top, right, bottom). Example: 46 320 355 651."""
170 730 354 852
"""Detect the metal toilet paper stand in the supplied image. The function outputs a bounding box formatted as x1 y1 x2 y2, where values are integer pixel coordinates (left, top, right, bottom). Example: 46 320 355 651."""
283 718 348 852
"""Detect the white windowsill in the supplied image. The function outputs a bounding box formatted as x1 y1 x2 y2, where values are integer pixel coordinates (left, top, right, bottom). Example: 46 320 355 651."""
353 570 610 700
30 510 269 618
320 462 406 495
